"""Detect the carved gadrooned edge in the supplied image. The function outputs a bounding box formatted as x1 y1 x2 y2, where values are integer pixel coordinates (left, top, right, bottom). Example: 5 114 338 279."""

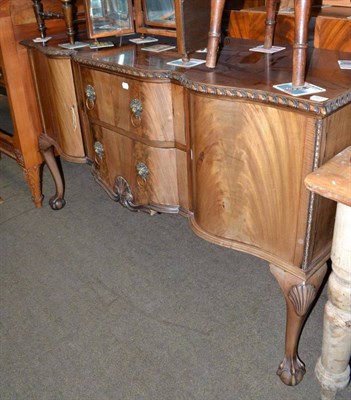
72 57 350 116
175 75 351 117
21 40 351 116
288 283 317 316
20 40 76 57
72 56 174 80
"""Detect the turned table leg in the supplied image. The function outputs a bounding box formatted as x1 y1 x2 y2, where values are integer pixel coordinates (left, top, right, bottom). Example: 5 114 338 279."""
206 0 226 68
270 264 327 386
315 202 351 400
38 133 66 210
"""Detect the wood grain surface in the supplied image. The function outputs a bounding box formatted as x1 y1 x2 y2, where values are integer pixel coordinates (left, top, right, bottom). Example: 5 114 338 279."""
306 146 351 206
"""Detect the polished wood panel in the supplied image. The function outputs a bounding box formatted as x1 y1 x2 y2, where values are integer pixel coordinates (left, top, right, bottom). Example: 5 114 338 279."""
314 16 351 51
228 9 295 44
189 94 314 268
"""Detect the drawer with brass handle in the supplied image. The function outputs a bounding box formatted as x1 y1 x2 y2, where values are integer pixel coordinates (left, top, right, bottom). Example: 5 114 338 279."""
80 67 174 143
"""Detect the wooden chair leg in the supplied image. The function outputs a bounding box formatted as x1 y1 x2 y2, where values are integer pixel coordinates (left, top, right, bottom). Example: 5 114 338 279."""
264 0 279 48
206 0 226 68
292 0 312 88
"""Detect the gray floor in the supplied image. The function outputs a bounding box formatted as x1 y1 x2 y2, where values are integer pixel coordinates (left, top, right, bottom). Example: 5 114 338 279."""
1 155 350 400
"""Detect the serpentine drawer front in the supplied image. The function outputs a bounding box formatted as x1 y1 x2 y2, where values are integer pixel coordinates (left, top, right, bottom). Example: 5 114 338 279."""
80 67 175 144
91 124 182 208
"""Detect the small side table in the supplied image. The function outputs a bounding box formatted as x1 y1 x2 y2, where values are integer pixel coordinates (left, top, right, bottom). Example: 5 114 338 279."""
305 146 351 400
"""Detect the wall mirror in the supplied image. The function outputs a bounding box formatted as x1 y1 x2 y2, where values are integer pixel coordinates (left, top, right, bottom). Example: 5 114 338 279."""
85 0 134 38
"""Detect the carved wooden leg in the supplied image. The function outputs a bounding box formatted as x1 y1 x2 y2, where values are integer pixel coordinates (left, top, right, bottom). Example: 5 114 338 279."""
270 263 328 386
23 165 43 208
206 0 226 68
292 0 312 88
315 203 351 400
264 0 279 49
38 133 66 210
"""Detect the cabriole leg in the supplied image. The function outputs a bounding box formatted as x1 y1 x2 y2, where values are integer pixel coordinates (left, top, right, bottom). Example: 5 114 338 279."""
270 263 327 386
38 133 66 210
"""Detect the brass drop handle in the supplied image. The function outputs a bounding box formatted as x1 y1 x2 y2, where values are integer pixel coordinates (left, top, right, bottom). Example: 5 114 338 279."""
85 84 96 110
130 98 143 127
94 141 104 159
136 162 149 182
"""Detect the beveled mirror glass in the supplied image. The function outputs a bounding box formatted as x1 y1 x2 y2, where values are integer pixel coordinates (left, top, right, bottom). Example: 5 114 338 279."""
85 0 134 38
142 0 176 28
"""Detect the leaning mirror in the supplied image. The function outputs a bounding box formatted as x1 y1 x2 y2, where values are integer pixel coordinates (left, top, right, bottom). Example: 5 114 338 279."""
142 0 176 28
85 0 134 38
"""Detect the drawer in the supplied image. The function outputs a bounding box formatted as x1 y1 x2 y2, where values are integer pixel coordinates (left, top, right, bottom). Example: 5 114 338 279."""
80 67 175 143
91 124 181 208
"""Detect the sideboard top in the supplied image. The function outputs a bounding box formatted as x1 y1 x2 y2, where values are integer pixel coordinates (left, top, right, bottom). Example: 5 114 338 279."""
22 38 351 116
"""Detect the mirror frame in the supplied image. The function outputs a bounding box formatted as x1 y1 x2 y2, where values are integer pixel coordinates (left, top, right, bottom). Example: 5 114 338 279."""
84 0 135 39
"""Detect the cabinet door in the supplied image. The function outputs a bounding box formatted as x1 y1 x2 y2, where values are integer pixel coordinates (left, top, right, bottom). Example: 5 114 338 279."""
80 67 175 144
91 124 181 208
30 49 85 161
190 93 316 267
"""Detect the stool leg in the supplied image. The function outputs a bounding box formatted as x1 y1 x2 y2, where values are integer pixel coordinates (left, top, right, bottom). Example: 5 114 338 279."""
206 0 226 68
315 203 351 400
264 0 279 49
292 0 312 88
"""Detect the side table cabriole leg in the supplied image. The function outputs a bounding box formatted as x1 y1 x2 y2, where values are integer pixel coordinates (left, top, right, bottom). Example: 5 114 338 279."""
270 263 328 386
38 133 66 210
315 203 351 400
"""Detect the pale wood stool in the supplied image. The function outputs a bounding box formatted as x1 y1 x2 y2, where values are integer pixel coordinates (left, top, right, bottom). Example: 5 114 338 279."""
206 0 312 88
305 146 351 400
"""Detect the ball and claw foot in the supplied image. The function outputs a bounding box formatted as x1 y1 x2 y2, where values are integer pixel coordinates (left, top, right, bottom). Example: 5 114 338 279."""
49 196 66 210
277 355 306 386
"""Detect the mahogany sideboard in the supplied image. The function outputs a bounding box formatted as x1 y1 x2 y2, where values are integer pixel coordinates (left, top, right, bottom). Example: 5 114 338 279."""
22 37 351 387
